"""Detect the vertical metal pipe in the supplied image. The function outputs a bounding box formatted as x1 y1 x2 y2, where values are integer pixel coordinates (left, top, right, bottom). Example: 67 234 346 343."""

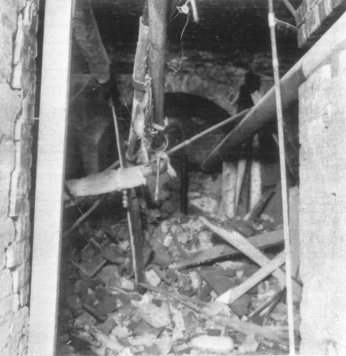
268 0 296 353
27 0 73 355
111 103 145 289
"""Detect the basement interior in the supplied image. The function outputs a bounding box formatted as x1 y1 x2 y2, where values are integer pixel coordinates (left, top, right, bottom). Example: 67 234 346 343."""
1 0 346 355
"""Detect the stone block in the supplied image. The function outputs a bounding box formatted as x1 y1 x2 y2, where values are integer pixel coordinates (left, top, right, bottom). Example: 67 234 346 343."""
0 318 10 354
16 202 31 243
0 268 13 318
0 141 15 217
12 292 20 314
0 218 15 248
16 331 29 356
0 344 9 356
8 332 21 356
0 19 13 82
6 240 30 268
319 0 333 23
19 283 30 307
10 306 28 337
11 263 30 294
306 5 321 35
0 293 13 322
0 83 21 137
297 0 346 47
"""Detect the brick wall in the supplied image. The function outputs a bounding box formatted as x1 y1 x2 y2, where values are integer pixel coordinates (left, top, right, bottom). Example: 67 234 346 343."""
0 0 38 355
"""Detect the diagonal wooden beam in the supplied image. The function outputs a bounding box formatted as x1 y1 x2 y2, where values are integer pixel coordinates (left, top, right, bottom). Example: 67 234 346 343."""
73 0 110 83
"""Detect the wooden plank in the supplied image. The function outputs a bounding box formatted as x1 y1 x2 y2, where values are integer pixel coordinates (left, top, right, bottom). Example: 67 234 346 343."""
219 162 237 220
27 1 73 355
175 229 284 269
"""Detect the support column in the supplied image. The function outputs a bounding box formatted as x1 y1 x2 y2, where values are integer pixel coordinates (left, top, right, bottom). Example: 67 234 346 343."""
299 50 346 355
27 0 72 355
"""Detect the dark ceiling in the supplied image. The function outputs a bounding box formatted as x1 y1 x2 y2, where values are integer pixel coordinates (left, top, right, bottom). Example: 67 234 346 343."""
90 0 301 51
36 0 304 84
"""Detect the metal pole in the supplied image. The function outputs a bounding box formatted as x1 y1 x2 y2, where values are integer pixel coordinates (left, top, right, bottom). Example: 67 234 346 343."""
111 102 145 288
268 0 296 353
27 0 73 355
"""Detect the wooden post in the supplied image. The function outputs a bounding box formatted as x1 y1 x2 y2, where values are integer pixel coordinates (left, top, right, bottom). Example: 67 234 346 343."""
27 0 73 355
249 137 262 210
148 0 168 128
126 16 149 160
219 162 237 220
235 159 247 212
249 92 262 210
73 0 109 82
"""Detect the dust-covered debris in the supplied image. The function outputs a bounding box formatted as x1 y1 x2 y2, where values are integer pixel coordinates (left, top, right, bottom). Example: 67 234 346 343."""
59 187 299 356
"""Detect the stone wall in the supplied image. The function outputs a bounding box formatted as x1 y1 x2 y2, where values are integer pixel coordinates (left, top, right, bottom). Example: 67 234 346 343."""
299 49 346 354
107 47 300 114
0 0 38 355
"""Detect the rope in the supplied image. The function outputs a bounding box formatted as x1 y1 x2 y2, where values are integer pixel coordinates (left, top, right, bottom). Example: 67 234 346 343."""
168 12 189 73
69 78 91 103
268 1 296 354
170 0 183 21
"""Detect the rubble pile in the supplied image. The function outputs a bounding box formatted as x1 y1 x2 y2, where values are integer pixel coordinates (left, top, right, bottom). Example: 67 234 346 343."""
57 200 300 356
146 170 223 218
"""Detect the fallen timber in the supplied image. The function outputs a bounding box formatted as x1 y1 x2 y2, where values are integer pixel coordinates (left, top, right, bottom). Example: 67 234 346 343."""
202 11 346 172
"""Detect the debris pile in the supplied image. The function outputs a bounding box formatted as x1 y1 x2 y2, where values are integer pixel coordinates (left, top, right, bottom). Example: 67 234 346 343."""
146 171 222 218
57 202 301 356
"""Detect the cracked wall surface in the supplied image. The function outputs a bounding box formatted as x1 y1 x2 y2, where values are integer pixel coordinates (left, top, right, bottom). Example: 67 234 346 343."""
0 0 38 355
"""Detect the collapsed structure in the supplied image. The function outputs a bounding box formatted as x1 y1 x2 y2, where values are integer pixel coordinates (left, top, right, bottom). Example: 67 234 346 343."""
1 0 346 355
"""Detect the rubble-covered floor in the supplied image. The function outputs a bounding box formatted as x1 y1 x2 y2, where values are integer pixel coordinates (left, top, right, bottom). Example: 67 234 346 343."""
57 169 301 356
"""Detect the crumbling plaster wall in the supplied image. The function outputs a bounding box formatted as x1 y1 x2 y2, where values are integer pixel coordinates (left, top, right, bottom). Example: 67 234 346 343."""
299 49 346 354
0 0 38 355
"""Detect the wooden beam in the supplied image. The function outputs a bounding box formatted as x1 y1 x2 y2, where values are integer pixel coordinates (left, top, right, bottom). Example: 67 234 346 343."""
201 11 346 172
27 1 73 355
148 0 168 128
175 229 284 269
73 0 110 82
126 16 149 160
200 217 303 300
